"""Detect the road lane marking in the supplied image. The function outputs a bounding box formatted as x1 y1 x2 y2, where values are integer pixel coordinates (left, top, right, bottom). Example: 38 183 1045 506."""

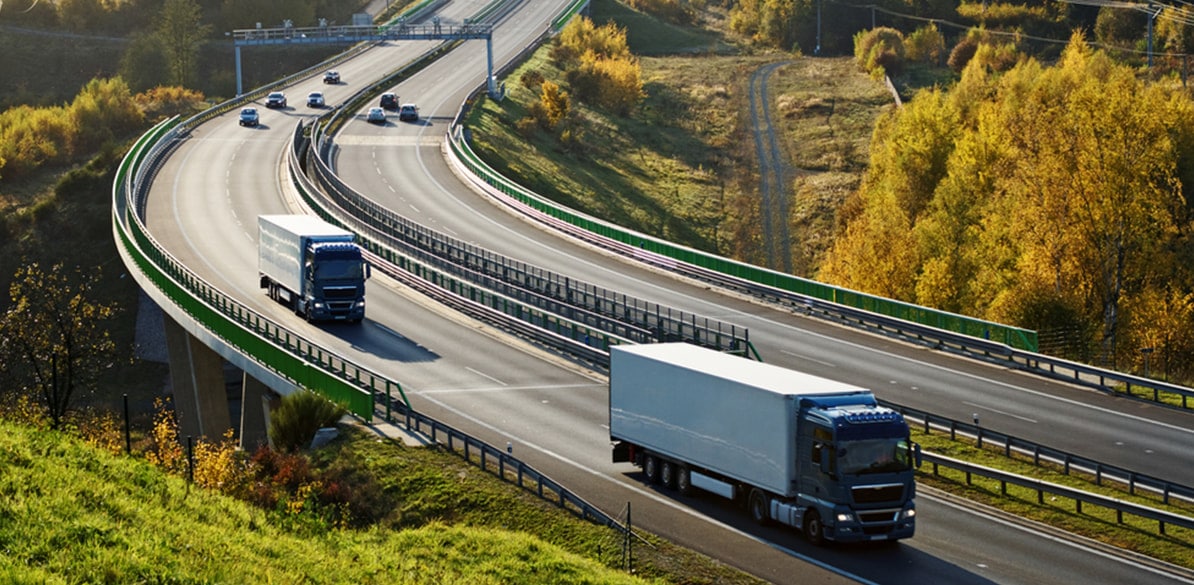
963 401 1039 424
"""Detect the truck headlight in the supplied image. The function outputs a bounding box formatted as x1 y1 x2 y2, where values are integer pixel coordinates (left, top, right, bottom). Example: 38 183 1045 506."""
901 508 916 520
313 302 324 309
356 300 365 307
836 512 855 523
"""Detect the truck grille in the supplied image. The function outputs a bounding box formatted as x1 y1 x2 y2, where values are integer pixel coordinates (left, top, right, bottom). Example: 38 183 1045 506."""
857 509 899 523
852 484 904 504
323 288 358 299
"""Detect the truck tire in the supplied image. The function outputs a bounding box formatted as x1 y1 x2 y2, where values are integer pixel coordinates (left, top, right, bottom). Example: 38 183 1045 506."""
660 461 676 489
748 488 772 526
644 455 660 484
676 467 692 496
803 510 826 546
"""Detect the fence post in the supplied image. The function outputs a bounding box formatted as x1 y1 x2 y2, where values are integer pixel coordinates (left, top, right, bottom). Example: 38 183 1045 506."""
186 436 194 484
123 393 131 455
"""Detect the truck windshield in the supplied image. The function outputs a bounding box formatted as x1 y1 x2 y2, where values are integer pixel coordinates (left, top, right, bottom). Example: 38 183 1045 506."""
837 438 912 475
313 259 363 280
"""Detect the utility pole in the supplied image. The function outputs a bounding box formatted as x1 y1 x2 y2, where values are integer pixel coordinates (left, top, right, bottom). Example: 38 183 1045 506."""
815 0 822 55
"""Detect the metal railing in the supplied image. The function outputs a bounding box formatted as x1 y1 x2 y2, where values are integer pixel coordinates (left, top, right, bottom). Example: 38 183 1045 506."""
886 401 1194 506
304 128 752 355
443 128 1038 351
288 127 621 362
922 452 1194 537
443 127 1194 410
391 403 628 533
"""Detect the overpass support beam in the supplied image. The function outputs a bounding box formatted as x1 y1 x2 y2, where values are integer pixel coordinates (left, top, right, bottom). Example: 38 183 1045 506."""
163 317 232 441
239 373 275 451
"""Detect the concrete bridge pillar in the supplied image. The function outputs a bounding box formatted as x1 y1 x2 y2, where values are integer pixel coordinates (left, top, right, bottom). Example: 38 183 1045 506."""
163 317 232 442
239 374 275 451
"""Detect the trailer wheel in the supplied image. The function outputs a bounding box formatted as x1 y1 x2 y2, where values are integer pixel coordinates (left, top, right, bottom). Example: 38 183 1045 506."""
803 510 825 546
676 467 692 496
748 488 772 526
643 455 660 484
660 461 676 489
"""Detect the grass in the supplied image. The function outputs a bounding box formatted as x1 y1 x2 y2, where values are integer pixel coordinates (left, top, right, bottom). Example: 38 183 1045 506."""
913 428 1194 569
468 0 894 275
0 419 765 584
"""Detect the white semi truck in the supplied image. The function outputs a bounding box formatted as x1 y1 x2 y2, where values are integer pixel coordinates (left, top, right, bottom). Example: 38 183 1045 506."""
609 343 918 544
258 215 368 323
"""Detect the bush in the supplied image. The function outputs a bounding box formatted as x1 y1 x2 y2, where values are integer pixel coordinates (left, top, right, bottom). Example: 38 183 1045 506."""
948 35 981 72
268 390 348 452
905 24 946 64
854 27 906 78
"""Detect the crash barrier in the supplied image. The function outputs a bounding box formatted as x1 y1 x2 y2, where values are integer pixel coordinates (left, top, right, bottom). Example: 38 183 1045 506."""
886 400 1194 506
922 452 1194 537
392 404 629 534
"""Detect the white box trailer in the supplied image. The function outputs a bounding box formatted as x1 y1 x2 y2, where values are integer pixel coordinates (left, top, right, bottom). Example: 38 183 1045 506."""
609 343 918 544
258 215 367 322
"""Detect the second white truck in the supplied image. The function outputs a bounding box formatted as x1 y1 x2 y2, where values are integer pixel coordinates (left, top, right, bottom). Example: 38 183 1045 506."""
610 342 919 544
258 215 368 323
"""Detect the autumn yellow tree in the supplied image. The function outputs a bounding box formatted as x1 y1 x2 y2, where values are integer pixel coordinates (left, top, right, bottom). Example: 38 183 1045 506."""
822 32 1194 374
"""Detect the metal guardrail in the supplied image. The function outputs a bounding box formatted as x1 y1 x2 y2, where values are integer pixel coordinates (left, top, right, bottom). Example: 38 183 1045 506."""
443 129 1038 351
922 452 1194 536
390 403 628 533
886 400 1194 505
115 120 395 419
443 128 1194 410
304 131 751 355
287 124 620 363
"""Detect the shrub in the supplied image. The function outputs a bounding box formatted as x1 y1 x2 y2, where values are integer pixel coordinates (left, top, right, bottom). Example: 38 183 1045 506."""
948 35 981 72
268 390 348 452
519 70 545 91
905 24 946 64
854 27 905 79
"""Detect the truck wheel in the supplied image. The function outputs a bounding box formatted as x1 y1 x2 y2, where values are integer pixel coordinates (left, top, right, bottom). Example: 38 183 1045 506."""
644 455 660 484
748 488 772 526
660 461 676 489
803 510 826 546
677 467 692 496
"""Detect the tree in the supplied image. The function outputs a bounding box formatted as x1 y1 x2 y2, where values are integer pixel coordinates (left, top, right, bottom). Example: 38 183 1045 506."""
0 263 120 429
119 34 172 93
155 0 212 89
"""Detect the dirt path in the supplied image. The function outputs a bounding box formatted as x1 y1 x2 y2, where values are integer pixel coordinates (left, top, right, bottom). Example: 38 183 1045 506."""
748 60 792 273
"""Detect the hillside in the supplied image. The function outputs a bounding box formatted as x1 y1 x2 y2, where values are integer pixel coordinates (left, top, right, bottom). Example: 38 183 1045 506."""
0 419 762 583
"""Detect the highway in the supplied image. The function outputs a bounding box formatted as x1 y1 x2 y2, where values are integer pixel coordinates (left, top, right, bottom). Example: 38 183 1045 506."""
139 0 1194 582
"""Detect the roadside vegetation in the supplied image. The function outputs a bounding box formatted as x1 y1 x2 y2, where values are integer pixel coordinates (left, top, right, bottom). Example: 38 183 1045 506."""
0 402 765 584
913 428 1194 569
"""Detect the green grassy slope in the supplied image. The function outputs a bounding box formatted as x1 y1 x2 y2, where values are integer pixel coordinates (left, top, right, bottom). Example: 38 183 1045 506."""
0 420 765 584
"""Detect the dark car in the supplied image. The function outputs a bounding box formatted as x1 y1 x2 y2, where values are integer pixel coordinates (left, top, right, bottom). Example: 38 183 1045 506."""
265 92 287 108
398 103 419 122
379 92 398 110
238 107 259 127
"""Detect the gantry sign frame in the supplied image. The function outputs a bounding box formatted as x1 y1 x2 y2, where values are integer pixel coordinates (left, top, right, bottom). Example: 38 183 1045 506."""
230 21 497 96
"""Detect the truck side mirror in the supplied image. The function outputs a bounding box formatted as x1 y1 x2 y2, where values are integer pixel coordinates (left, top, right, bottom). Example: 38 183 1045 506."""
365 263 372 279
913 443 922 469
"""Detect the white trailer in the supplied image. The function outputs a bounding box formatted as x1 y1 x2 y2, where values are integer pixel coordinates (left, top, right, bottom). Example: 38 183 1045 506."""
258 215 367 322
610 343 918 544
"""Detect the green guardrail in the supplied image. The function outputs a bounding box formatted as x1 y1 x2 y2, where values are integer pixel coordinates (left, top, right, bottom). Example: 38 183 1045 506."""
551 0 588 31
447 132 1039 352
114 124 380 420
